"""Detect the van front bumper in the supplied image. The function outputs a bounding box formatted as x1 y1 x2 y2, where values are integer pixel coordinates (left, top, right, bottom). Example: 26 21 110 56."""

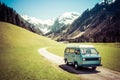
80 64 102 67
79 61 102 67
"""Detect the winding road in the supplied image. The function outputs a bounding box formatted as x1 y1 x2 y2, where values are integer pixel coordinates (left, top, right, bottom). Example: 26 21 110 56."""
38 48 120 80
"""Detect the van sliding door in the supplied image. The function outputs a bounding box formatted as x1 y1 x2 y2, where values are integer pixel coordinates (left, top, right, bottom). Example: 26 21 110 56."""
69 48 75 62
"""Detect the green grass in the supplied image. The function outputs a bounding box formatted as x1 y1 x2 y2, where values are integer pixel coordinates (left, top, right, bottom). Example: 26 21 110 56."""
47 43 120 72
47 44 66 57
0 22 79 80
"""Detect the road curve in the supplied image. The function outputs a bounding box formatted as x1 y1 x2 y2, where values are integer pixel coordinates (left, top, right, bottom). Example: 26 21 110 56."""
38 48 120 80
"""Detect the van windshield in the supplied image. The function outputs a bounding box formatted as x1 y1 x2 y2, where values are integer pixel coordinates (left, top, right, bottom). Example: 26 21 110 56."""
81 48 98 55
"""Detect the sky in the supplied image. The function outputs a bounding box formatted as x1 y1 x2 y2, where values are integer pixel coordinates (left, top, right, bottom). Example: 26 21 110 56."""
0 0 102 20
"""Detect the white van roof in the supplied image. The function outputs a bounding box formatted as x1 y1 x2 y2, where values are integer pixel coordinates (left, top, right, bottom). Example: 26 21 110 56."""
79 45 94 48
67 45 94 48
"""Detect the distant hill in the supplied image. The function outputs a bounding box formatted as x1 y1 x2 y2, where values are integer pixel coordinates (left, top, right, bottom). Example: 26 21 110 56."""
50 0 120 42
0 1 42 35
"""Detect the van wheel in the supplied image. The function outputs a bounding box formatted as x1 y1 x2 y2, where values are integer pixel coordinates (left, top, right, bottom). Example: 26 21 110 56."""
92 67 96 70
64 59 69 65
74 62 79 70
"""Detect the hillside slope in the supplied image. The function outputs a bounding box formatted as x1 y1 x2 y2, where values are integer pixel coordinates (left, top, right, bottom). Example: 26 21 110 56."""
0 22 79 80
70 0 120 42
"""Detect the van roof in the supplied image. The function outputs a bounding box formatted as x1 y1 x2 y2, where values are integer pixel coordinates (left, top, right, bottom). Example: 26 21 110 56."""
66 45 94 48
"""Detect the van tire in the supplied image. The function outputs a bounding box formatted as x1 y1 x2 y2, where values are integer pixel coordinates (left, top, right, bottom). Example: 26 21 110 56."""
74 62 79 70
64 59 69 65
92 67 96 70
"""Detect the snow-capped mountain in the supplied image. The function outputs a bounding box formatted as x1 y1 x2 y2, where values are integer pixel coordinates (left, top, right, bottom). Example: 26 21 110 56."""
58 12 80 25
21 15 54 34
21 12 80 34
100 0 116 4
51 12 80 32
21 15 54 26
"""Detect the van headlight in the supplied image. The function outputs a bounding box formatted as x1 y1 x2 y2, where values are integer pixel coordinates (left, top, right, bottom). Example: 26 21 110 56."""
83 58 86 61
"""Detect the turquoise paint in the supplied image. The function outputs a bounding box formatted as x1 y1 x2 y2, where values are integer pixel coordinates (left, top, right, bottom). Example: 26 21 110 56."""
64 45 102 69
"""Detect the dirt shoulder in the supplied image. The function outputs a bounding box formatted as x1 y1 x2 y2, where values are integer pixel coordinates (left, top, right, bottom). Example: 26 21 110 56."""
38 48 120 80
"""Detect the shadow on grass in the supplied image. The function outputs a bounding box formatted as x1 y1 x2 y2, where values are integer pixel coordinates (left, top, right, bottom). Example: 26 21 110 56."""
59 64 100 74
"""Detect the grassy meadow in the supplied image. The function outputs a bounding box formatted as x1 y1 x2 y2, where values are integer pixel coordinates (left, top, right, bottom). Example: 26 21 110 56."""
0 22 79 80
47 43 120 72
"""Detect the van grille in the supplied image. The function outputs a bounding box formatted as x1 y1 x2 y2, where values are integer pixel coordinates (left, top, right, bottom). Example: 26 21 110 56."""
85 58 99 61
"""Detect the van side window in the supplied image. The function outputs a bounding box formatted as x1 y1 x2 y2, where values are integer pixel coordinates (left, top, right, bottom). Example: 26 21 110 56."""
69 48 75 53
75 49 80 54
65 48 69 53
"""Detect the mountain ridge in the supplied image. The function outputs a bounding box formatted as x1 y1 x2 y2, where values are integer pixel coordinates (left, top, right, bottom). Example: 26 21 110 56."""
21 12 80 34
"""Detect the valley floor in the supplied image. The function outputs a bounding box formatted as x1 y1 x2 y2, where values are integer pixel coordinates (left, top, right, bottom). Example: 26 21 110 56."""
38 48 120 80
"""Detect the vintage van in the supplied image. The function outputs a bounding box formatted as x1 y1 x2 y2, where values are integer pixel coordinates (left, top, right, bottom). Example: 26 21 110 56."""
64 45 102 70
